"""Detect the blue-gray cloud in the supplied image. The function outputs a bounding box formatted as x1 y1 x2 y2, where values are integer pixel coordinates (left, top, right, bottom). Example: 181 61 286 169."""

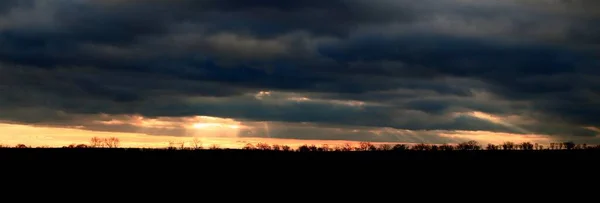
0 0 598 141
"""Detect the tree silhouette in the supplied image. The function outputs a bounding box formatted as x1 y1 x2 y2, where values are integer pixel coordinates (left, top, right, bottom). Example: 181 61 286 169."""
281 145 291 152
243 143 255 150
298 145 310 152
15 144 28 148
379 144 392 151
521 142 534 150
358 142 374 151
563 141 575 150
90 137 120 148
439 144 455 151
272 144 281 151
256 143 271 150
536 144 544 150
105 137 120 148
457 141 481 150
392 144 408 151
502 142 515 150
341 143 353 152
486 144 499 150
90 137 103 148
191 138 203 150
209 144 220 150
412 143 432 151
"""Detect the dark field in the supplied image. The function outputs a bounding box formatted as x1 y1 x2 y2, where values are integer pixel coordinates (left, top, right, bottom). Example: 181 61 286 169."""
3 148 600 163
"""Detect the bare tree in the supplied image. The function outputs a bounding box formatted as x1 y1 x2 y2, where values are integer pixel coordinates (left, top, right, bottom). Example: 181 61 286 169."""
191 138 203 150
256 143 271 150
104 137 120 148
90 137 103 148
167 141 177 150
209 144 220 150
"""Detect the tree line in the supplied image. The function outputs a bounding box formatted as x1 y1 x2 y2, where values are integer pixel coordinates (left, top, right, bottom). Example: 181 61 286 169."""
2 137 600 152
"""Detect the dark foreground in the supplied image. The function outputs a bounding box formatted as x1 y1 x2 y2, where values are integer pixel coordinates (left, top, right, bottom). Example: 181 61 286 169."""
3 148 600 163
4 148 600 180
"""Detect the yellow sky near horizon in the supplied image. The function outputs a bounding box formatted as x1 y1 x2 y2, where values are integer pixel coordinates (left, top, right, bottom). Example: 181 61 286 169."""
0 121 554 149
0 123 389 148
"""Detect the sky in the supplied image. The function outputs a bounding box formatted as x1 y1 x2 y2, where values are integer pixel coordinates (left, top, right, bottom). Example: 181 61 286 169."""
0 0 598 148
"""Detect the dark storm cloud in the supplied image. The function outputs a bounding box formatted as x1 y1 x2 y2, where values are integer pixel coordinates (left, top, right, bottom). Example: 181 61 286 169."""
0 0 599 141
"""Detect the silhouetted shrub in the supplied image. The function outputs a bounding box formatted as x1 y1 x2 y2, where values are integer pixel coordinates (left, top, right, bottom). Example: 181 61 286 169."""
243 143 256 150
209 144 220 150
298 145 310 152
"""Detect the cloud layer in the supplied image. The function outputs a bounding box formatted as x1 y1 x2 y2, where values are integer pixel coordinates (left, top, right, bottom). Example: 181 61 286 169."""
1 0 599 143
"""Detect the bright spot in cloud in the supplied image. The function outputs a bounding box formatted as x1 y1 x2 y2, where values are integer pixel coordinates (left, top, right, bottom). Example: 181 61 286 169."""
255 91 272 100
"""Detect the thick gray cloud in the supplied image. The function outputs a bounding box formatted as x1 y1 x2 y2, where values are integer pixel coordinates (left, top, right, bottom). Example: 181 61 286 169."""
0 0 598 142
